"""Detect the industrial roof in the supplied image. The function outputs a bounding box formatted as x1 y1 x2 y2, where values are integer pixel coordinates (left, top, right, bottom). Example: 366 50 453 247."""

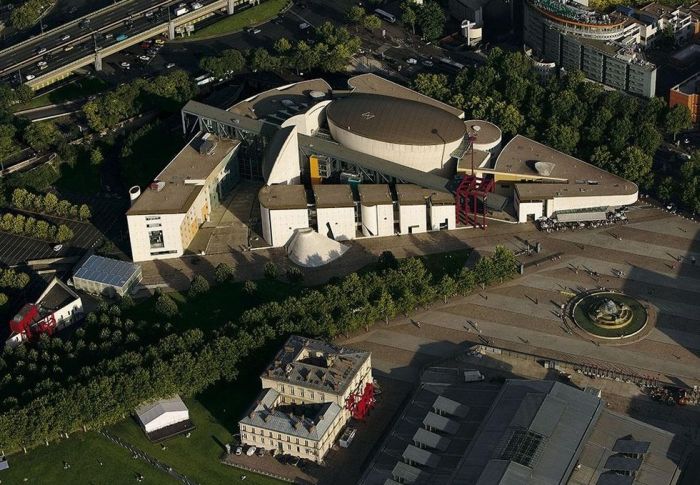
450 380 604 485
298 134 451 193
403 444 441 468
127 134 239 215
261 335 371 397
396 184 454 206
326 94 467 146
286 228 349 268
135 395 188 427
313 184 355 208
413 428 451 452
229 79 332 121
259 184 308 210
73 255 141 289
239 388 341 441
36 277 80 313
358 184 393 206
491 135 638 201
347 73 465 119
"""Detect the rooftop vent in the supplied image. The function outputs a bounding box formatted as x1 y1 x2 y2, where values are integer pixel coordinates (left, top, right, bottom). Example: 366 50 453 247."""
534 161 555 176
149 181 165 192
198 139 217 155
309 90 326 99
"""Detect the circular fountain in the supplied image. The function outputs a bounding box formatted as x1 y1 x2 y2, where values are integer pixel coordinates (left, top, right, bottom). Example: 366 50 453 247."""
570 290 648 340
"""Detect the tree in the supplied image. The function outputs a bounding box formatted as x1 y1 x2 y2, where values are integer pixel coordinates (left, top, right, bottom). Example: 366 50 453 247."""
401 1 417 35
264 262 278 279
248 48 281 73
199 50 245 79
78 204 91 221
155 294 178 318
35 220 49 240
291 41 320 74
664 105 692 141
346 5 366 30
214 262 234 283
0 124 17 162
23 122 59 152
417 1 445 41
286 266 304 283
618 146 652 185
188 275 210 298
56 225 74 243
15 85 33 105
43 193 58 214
543 124 579 154
90 148 103 166
412 73 451 102
273 37 292 55
12 188 28 210
56 200 71 217
243 280 257 295
657 176 675 202
0 293 7 307
362 14 382 31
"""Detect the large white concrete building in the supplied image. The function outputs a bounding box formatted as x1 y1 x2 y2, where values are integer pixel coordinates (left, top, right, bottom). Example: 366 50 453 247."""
126 133 239 262
358 184 394 237
259 184 309 247
239 336 373 463
313 184 356 241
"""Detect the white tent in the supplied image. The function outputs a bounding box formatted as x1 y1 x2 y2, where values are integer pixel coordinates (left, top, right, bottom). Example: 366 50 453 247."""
135 395 189 433
286 228 349 268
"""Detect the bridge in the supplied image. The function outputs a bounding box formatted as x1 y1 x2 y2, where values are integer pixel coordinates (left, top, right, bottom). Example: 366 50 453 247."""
0 0 258 90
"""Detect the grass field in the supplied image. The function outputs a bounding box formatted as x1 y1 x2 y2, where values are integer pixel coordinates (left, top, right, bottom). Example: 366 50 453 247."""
109 379 283 485
14 77 109 111
187 0 288 39
1 432 175 484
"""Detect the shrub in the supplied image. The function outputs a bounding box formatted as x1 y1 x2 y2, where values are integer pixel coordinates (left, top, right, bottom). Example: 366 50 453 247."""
243 280 257 295
264 262 278 280
155 294 178 318
286 266 304 283
214 262 234 284
188 274 210 298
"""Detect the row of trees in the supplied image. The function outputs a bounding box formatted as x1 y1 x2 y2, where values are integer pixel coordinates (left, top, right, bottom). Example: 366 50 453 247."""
11 188 91 221
199 22 362 79
82 70 195 132
9 0 55 30
410 49 697 212
0 212 73 242
399 0 445 42
0 248 518 450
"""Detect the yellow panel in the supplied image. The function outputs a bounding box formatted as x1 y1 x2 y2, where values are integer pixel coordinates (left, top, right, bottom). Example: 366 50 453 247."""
310 155 320 179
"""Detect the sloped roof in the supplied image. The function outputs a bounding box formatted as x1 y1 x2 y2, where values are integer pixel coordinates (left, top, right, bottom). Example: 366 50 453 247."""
413 427 452 451
286 228 349 268
135 395 188 426
433 395 469 418
73 255 141 289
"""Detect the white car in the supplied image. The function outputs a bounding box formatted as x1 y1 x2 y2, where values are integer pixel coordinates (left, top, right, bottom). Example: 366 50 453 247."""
37 60 48 68
422 59 433 67
120 61 131 69
191 2 203 9
53 244 63 252
60 34 71 41
25 74 36 81
36 47 47 54
235 446 243 455
165 62 176 69
138 55 150 61
245 446 256 456
406 58 418 65
299 22 310 30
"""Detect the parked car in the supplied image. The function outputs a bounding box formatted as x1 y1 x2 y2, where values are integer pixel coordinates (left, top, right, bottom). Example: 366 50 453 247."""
165 62 176 69
299 22 310 30
245 446 256 456
235 446 243 456
257 447 265 456
120 61 131 69
422 59 433 67
53 244 63 252
406 58 418 65
155 38 165 45
138 55 151 62
247 27 262 34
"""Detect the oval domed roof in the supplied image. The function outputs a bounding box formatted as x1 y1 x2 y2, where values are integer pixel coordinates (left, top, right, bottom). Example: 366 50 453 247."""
326 94 466 146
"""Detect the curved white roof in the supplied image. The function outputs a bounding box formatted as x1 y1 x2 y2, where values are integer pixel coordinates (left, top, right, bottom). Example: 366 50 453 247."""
286 228 349 268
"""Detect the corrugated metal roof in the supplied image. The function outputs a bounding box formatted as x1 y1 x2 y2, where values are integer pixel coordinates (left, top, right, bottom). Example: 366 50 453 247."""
73 255 140 289
403 444 441 468
413 428 451 451
433 396 469 419
423 412 460 435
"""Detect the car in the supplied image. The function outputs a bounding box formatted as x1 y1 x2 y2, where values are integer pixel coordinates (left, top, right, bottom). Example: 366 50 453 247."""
247 27 262 34
245 446 256 456
36 47 47 55
165 62 176 69
105 33 114 40
235 446 243 455
141 41 152 49
53 244 62 252
299 22 310 30
60 34 71 41
63 45 74 52
257 447 265 456
138 55 150 61
155 38 165 45
36 60 47 67
25 74 35 81
120 61 131 69
191 2 203 9
145 11 154 18
422 59 433 67
406 58 418 65
116 34 128 41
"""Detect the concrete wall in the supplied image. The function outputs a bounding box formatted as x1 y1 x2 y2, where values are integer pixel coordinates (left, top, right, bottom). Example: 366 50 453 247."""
261 206 309 247
360 204 394 237
54 298 83 329
267 126 301 185
429 205 456 230
127 213 186 262
516 199 545 223
399 204 427 234
317 206 356 241
282 100 331 136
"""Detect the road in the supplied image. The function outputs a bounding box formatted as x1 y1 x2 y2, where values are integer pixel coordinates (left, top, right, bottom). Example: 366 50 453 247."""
0 0 227 82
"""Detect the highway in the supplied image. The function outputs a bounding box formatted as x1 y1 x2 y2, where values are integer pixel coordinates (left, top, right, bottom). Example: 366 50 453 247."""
0 0 236 83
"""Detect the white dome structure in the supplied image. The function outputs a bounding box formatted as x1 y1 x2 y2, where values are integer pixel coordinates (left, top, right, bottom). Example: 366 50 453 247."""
326 94 466 173
286 228 349 268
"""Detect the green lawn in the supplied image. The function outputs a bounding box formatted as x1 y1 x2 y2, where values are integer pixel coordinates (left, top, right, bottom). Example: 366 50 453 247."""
14 77 110 111
109 381 283 485
187 0 289 39
1 432 175 485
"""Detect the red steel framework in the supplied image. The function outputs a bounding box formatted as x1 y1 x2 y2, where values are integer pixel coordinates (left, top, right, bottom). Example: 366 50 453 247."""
345 382 375 420
455 133 494 229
